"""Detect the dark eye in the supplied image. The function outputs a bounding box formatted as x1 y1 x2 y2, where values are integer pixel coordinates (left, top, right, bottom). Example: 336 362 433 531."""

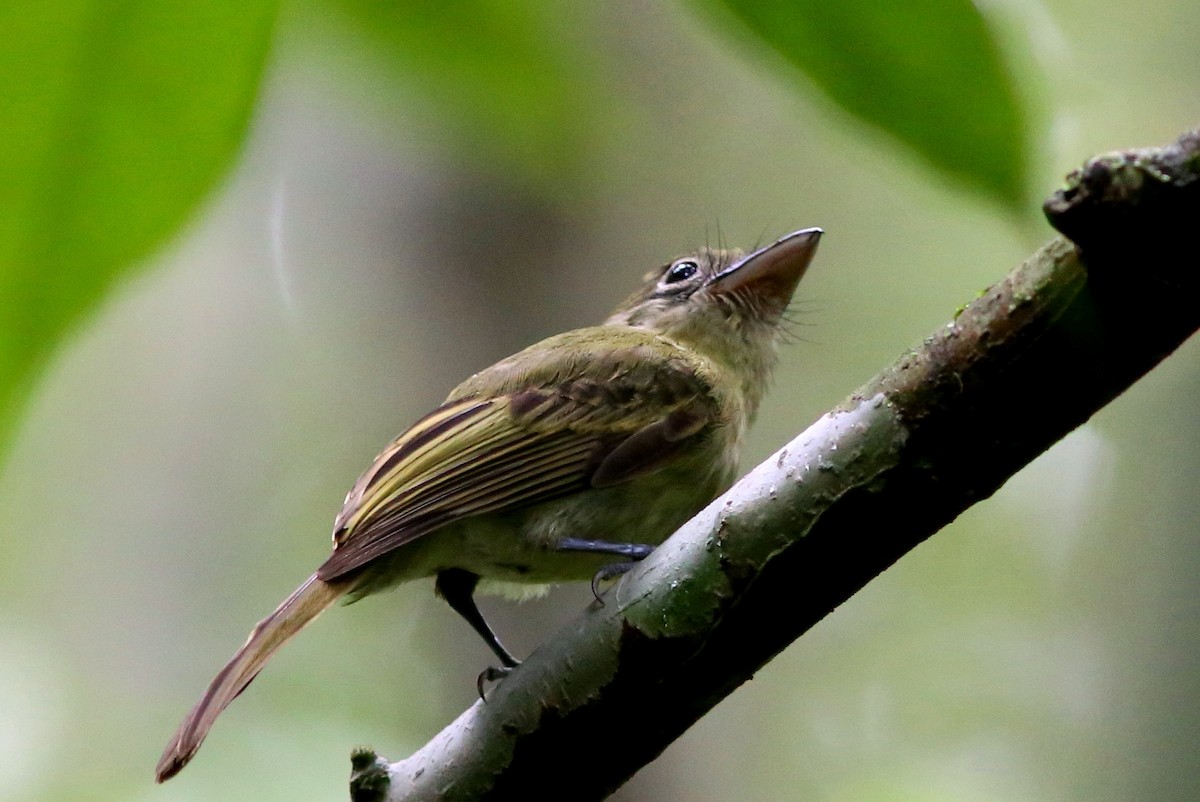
664 260 698 284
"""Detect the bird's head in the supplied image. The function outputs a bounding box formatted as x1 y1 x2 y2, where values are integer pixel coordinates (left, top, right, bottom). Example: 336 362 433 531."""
606 228 822 394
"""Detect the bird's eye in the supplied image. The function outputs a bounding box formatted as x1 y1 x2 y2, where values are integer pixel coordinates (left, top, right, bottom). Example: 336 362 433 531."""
664 260 698 284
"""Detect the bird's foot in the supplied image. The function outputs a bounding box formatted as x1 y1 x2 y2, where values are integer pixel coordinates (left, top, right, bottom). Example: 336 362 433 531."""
590 561 640 605
476 663 518 702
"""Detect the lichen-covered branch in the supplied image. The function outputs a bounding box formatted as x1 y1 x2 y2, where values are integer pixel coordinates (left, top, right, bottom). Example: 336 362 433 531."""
350 128 1200 802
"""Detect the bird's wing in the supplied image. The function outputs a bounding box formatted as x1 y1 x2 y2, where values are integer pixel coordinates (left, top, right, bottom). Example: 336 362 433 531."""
316 333 719 581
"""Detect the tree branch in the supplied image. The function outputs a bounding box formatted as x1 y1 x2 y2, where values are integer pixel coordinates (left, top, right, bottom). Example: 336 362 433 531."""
349 128 1200 801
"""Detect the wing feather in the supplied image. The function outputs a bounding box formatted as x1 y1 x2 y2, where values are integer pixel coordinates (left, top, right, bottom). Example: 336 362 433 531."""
318 330 722 581
362 433 596 533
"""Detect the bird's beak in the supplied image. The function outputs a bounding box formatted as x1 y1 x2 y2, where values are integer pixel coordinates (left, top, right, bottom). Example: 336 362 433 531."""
706 227 823 306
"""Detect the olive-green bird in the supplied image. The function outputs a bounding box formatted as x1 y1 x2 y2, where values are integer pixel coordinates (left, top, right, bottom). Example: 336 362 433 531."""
156 227 822 782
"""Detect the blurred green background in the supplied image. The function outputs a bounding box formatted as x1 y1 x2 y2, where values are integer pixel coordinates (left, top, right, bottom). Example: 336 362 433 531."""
1 1 1197 799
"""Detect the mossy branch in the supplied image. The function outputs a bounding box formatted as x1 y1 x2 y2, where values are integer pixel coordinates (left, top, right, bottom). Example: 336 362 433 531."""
350 128 1200 802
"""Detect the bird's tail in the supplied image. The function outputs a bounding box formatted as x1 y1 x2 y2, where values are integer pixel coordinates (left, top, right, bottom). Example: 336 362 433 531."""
155 573 347 782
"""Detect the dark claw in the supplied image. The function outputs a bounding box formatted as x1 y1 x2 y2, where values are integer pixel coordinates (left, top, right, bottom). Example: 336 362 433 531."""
555 538 655 605
590 561 638 605
476 664 516 701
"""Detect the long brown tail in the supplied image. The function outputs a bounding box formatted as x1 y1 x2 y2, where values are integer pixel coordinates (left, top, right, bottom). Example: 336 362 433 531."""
155 573 347 782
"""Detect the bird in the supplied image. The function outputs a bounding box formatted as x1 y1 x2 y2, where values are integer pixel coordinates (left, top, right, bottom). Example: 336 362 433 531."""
155 226 822 782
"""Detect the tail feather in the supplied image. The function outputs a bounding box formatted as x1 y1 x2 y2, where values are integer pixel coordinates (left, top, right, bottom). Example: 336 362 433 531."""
155 573 347 782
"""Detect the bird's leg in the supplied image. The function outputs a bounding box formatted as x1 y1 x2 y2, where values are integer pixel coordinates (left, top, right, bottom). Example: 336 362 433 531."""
435 568 520 696
555 538 656 603
555 538 655 560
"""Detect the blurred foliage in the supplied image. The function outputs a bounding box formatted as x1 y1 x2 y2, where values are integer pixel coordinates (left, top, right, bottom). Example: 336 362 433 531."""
0 0 277 451
318 0 604 186
708 0 1030 210
0 0 1036 466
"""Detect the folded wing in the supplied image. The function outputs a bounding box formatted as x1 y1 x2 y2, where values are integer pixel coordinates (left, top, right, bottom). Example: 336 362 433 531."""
317 336 718 581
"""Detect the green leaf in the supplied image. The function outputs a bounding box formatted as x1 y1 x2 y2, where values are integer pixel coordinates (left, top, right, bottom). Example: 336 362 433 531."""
0 0 278 450
707 0 1030 210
